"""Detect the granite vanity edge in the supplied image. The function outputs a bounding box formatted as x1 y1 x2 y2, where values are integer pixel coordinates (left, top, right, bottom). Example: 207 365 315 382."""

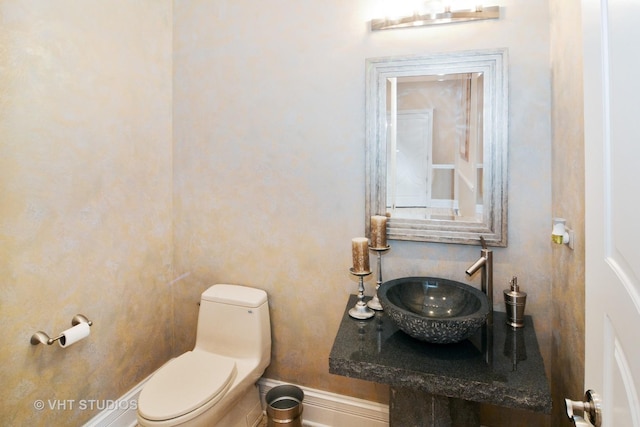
329 357 552 414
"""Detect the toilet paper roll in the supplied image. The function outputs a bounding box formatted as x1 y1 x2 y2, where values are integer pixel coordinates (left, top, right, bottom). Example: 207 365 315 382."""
58 322 90 348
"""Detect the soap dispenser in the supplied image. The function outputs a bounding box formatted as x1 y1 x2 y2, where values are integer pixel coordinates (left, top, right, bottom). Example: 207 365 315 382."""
504 276 527 328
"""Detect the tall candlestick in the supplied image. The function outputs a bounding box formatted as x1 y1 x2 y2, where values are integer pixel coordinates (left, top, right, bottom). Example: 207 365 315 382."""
367 246 390 311
370 215 388 249
352 237 370 273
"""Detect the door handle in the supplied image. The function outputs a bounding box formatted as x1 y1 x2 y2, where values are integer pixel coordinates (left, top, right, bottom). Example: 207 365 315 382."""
565 390 602 427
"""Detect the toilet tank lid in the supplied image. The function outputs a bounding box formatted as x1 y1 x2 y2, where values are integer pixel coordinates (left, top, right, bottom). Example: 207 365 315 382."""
202 284 267 307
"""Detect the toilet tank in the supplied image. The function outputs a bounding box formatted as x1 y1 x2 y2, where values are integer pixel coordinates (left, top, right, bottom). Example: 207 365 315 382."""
194 284 271 363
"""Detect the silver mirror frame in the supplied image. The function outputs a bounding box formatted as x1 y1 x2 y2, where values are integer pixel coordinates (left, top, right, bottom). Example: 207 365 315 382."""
365 48 508 246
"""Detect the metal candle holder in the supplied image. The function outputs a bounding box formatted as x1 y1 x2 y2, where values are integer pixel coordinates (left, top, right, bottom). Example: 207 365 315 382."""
367 245 390 311
349 268 374 319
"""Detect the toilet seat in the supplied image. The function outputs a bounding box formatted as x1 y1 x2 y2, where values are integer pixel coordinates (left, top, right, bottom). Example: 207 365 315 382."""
138 350 237 422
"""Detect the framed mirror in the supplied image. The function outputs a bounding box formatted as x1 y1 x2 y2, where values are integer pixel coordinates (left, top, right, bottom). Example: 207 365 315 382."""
365 49 508 246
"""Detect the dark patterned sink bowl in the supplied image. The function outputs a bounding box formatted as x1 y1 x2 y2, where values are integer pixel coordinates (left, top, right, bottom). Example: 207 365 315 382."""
378 277 490 344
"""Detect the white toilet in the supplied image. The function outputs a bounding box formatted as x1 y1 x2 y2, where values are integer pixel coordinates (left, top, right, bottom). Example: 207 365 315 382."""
137 284 271 427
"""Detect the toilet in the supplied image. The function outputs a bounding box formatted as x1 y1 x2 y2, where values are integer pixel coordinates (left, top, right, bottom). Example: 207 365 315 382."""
137 284 271 427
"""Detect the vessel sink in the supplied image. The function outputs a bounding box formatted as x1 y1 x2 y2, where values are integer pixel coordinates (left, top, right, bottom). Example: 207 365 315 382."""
378 277 490 344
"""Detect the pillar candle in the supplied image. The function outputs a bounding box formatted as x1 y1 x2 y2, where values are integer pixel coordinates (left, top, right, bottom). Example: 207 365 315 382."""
370 215 388 248
351 237 370 273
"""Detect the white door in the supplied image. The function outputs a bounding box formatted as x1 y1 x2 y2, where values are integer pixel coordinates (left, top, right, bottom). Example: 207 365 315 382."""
575 0 640 425
394 111 432 207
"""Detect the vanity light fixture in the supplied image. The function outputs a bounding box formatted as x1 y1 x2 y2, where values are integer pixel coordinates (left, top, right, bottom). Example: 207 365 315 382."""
371 5 500 31
552 217 574 249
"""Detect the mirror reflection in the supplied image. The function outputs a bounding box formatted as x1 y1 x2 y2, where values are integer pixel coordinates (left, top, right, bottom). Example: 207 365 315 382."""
366 49 508 246
386 72 484 222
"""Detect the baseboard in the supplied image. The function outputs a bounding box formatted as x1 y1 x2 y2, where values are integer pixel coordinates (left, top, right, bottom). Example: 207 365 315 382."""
81 373 151 427
258 378 389 427
82 375 389 427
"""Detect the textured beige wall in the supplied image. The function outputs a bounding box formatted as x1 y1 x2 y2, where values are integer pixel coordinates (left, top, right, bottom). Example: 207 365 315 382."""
550 1 586 425
1 1 562 425
0 2 173 425
173 1 552 424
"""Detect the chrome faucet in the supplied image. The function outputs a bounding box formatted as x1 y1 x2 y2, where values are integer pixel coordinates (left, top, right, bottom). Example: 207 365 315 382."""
465 236 493 325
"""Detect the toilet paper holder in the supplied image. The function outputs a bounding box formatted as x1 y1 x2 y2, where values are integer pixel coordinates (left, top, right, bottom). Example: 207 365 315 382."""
30 314 93 345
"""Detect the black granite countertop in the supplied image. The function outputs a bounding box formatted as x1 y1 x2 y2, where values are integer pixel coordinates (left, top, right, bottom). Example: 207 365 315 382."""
329 295 552 413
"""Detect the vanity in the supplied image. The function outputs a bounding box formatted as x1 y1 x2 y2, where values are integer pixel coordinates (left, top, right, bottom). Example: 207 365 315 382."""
341 48 551 425
329 295 552 426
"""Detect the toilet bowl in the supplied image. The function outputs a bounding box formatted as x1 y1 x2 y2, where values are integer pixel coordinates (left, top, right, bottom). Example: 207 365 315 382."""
137 284 271 427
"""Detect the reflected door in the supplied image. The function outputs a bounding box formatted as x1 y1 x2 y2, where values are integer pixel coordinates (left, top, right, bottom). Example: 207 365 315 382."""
389 110 433 209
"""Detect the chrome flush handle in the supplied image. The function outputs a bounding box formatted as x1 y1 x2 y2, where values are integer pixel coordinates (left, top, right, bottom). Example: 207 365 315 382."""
565 390 602 427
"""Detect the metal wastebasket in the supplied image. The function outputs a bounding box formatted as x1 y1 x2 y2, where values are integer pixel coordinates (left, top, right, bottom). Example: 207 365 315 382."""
266 385 304 426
